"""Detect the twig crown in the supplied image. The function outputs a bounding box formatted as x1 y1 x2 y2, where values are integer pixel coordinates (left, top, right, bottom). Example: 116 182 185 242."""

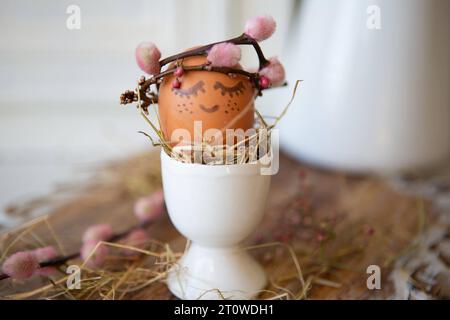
120 15 286 113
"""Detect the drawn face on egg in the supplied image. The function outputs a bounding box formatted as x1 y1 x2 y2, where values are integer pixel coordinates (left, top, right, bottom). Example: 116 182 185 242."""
171 80 246 114
158 55 256 145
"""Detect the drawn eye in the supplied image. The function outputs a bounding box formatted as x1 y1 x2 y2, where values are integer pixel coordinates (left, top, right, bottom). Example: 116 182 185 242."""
172 80 206 98
213 81 245 97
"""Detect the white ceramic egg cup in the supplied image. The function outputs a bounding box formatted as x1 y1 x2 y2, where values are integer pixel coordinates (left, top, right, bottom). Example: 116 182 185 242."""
161 150 271 300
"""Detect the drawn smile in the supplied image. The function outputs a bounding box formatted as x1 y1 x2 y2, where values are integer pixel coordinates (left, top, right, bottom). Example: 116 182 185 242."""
199 104 219 113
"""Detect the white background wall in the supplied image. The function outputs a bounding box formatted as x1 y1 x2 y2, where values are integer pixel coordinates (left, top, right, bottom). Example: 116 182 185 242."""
0 0 294 227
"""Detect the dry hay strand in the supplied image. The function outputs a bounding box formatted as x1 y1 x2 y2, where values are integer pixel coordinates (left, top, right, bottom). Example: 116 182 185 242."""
1 196 424 300
138 80 301 165
0 138 429 300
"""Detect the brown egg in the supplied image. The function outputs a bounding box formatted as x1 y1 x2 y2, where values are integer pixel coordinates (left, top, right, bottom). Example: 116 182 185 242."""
158 55 256 146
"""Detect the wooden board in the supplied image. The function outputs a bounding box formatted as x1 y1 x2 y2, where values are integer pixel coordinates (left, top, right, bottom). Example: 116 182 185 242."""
0 151 425 299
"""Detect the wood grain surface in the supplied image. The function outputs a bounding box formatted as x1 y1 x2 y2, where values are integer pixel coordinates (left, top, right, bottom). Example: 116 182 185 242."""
0 151 426 299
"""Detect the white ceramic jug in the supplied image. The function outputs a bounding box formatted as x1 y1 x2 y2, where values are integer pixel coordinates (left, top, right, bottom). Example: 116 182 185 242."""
278 0 450 173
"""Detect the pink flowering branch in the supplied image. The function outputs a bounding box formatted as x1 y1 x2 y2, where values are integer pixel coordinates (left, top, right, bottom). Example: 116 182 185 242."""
159 33 270 71
136 42 162 75
207 43 241 67
0 190 165 281
244 15 276 41
120 15 286 113
140 16 275 75
0 223 150 281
